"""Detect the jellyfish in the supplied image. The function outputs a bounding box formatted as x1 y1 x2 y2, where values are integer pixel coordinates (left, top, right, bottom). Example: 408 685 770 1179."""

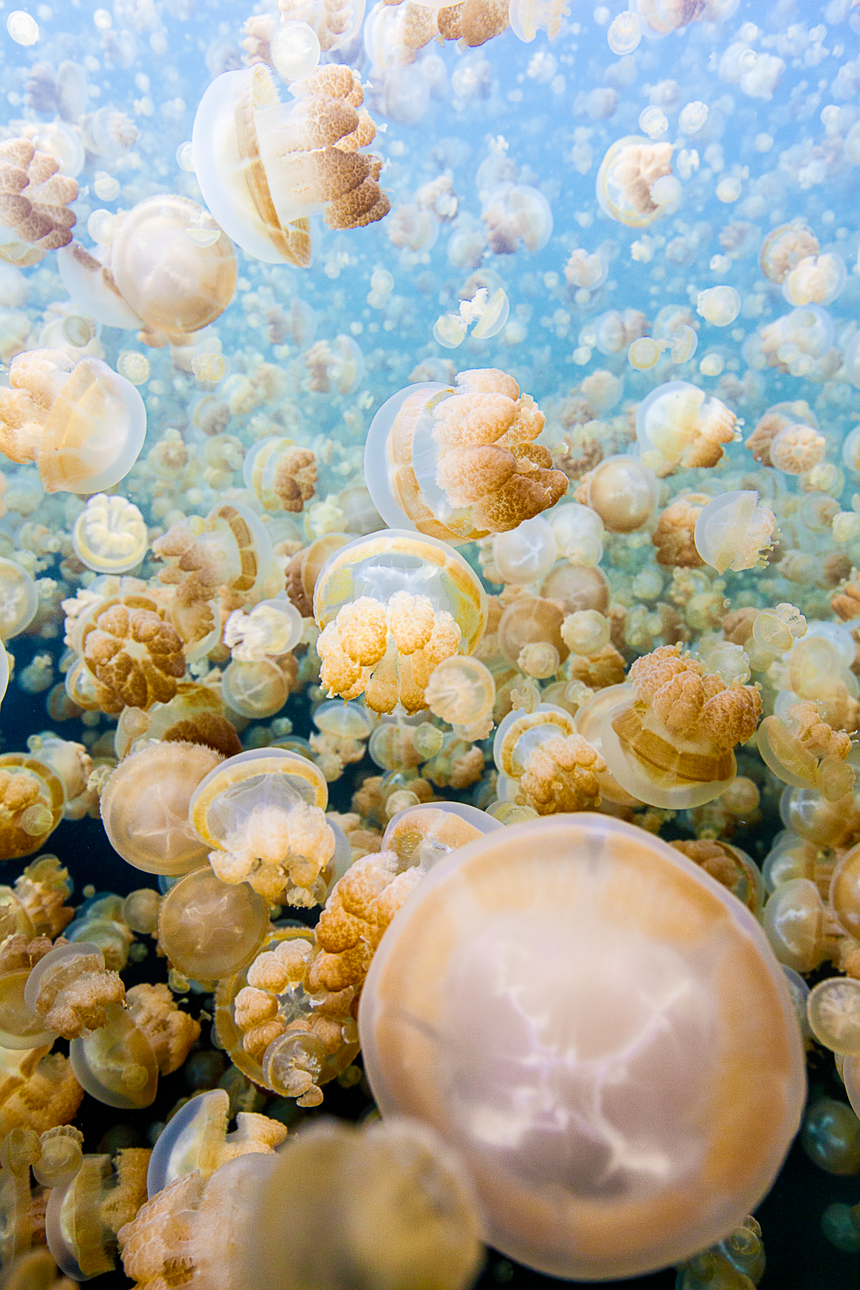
694 491 777 574
189 747 334 905
635 380 738 476
0 350 146 494
760 222 820 284
72 494 148 574
600 644 762 810
358 813 804 1280
191 64 389 266
243 437 317 512
304 334 364 394
0 558 38 641
574 455 659 533
313 529 487 714
0 138 78 267
96 195 237 344
100 740 223 877
364 368 567 542
0 754 65 861
596 135 678 228
157 864 270 982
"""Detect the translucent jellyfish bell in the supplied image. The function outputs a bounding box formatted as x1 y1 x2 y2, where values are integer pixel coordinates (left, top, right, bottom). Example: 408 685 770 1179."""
0 557 38 640
72 494 148 573
0 350 146 493
359 813 805 1281
270 21 321 82
694 490 777 573
492 515 558 584
107 195 237 342
363 369 566 542
157 865 270 982
597 136 675 228
191 64 388 267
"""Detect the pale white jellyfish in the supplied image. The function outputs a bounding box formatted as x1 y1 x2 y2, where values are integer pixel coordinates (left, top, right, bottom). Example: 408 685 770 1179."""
697 286 741 327
694 491 777 574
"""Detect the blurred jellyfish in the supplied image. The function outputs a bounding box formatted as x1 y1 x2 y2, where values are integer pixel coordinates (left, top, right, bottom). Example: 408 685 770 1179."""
596 136 678 227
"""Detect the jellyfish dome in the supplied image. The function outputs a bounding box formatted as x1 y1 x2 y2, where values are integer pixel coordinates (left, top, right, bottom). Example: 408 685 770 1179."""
191 63 389 266
359 813 806 1281
0 349 146 493
364 367 567 542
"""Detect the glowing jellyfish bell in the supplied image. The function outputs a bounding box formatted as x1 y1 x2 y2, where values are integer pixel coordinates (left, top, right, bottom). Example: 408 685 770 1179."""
0 557 38 640
694 490 777 574
363 368 567 543
270 21 321 82
597 136 677 228
0 349 146 493
106 195 237 342
359 813 805 1280
72 494 148 573
191 64 388 267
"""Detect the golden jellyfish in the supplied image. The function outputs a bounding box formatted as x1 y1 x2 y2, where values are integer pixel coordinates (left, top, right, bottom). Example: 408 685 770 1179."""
304 334 364 394
313 529 487 714
190 747 333 905
71 494 148 574
364 368 567 542
102 195 237 344
358 813 805 1280
596 135 678 228
783 252 846 307
191 64 389 267
424 655 496 727
157 864 270 982
760 222 819 284
481 183 553 254
694 490 777 574
0 137 77 267
0 349 146 493
153 499 277 604
574 455 659 533
221 657 295 720
600 644 762 810
0 557 38 640
242 436 317 512
0 754 65 861
100 740 223 877
74 592 186 715
635 380 738 476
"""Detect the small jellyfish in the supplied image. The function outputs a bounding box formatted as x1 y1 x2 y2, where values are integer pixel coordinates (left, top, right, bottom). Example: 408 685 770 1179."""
72 494 148 573
492 514 558 584
760 222 819 284
601 644 762 809
105 195 237 344
694 491 777 573
635 380 738 476
157 864 270 982
270 21 321 81
364 368 567 542
100 740 223 877
596 136 677 228
358 813 805 1280
783 253 846 307
191 64 389 266
0 349 146 493
313 530 487 714
696 285 741 327
424 656 496 727
304 335 364 394
243 437 317 513
574 455 659 532
607 10 640 55
190 747 333 905
0 754 65 861
481 184 553 254
0 558 38 640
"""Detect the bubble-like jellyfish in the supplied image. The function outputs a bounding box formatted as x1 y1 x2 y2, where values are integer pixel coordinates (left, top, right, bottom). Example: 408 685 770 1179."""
0 753 65 861
364 368 567 542
100 740 223 877
508 0 568 42
0 349 146 493
600 644 762 809
157 864 270 982
760 222 819 284
424 656 496 727
304 334 364 394
72 590 186 715
783 253 846 307
359 812 804 1280
0 557 38 640
278 0 365 54
100 195 237 344
0 137 78 267
694 490 777 573
313 529 487 714
72 494 148 574
481 183 553 254
596 135 678 228
635 380 738 476
575 455 659 533
696 285 741 327
190 747 333 905
243 437 317 512
153 499 277 605
191 64 389 266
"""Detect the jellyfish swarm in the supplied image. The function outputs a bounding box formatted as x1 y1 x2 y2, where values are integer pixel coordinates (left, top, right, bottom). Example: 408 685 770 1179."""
359 813 805 1281
192 63 389 267
0 349 146 493
313 529 487 714
364 368 567 542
